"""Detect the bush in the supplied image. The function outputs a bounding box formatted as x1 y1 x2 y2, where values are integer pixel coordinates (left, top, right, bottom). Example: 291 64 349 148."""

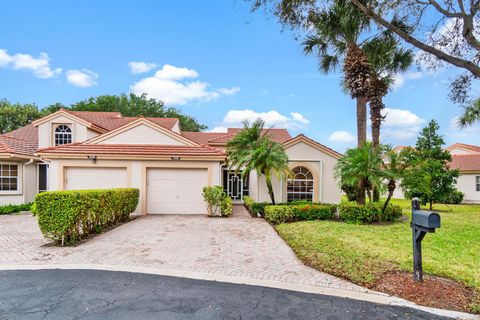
339 202 402 224
220 196 233 217
291 204 337 221
243 195 254 213
265 205 294 224
243 196 270 217
0 203 32 214
441 190 464 204
202 186 225 217
34 188 139 245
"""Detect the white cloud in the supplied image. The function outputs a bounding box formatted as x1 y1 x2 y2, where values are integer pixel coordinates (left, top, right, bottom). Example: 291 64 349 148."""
392 71 423 89
0 49 61 78
448 116 480 139
328 131 356 143
210 109 310 132
381 108 425 127
128 61 158 74
66 69 99 88
131 64 239 105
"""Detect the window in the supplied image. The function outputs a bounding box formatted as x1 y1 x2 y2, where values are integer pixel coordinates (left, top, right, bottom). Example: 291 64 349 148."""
287 166 314 202
476 176 480 192
54 124 72 146
38 164 48 193
0 164 18 192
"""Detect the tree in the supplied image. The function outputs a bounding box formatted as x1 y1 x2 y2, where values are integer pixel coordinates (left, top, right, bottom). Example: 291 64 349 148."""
400 120 460 209
335 141 384 204
381 146 407 213
303 0 371 147
458 98 480 127
227 119 291 204
0 100 45 134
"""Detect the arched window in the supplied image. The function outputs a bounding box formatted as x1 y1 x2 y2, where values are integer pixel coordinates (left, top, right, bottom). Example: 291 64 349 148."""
54 125 72 146
287 166 314 202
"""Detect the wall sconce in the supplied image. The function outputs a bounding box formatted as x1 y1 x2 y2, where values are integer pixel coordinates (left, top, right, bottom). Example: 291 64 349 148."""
171 156 181 161
87 155 97 163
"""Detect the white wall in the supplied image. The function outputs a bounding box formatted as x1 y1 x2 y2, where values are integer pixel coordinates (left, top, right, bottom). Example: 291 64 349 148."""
98 124 186 145
457 173 480 203
23 163 37 203
38 115 90 149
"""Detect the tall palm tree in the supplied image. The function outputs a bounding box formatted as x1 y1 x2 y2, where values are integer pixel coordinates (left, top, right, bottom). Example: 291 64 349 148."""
335 141 384 204
227 119 291 204
363 34 413 148
303 0 371 147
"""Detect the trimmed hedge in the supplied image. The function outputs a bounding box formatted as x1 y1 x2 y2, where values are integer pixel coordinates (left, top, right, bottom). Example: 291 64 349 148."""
338 202 402 224
243 196 269 217
0 203 32 215
265 205 294 224
265 203 337 224
34 188 139 245
221 196 233 217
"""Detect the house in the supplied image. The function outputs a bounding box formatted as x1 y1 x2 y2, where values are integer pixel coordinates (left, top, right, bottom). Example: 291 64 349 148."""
388 143 480 203
0 109 342 214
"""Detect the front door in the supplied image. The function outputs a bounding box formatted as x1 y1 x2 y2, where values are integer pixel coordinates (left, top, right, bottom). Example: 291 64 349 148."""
223 170 249 201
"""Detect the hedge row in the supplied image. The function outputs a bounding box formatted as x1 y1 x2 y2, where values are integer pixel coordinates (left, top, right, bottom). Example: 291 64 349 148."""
34 188 139 245
0 203 32 215
261 201 402 225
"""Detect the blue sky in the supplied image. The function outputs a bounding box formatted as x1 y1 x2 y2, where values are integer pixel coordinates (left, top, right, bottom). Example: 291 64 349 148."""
1 0 479 152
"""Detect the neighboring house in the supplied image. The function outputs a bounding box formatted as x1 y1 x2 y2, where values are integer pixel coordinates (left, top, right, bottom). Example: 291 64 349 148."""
388 143 480 203
0 109 342 214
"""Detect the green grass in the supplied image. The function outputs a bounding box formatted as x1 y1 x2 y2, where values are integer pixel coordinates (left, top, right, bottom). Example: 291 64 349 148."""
276 198 480 295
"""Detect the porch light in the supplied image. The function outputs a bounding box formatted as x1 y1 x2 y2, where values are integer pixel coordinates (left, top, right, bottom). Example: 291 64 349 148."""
87 155 97 163
171 156 181 160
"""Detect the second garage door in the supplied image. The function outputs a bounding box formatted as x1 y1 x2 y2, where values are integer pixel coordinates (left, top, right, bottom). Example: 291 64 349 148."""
65 167 128 190
147 168 208 214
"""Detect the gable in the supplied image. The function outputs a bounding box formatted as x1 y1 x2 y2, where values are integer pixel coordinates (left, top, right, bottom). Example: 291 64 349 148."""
96 124 188 145
285 141 338 162
449 148 473 155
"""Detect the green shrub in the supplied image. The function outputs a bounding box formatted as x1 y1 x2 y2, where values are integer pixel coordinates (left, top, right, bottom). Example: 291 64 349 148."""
0 203 32 215
291 204 337 221
202 185 225 217
244 196 254 213
339 202 402 224
34 188 139 245
243 196 270 217
441 190 464 204
265 205 294 224
220 196 233 217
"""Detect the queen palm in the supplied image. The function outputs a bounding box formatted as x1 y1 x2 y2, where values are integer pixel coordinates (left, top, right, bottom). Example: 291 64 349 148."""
303 0 371 147
227 119 291 204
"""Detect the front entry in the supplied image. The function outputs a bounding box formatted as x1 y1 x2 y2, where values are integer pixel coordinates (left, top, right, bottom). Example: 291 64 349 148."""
223 170 249 202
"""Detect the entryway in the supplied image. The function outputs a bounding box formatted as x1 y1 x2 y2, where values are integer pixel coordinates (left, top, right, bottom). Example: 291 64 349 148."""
222 169 249 202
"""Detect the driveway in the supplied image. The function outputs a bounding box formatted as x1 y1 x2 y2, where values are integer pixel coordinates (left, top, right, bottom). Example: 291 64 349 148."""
0 269 447 320
0 206 363 292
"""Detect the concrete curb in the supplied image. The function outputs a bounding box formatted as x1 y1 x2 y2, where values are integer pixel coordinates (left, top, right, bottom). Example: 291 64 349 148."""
0 264 477 320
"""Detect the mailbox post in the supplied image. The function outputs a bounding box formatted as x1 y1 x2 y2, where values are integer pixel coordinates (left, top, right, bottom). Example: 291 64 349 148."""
411 198 441 282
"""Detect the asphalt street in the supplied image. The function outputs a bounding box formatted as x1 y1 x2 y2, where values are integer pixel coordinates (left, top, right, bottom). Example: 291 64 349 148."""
0 269 447 320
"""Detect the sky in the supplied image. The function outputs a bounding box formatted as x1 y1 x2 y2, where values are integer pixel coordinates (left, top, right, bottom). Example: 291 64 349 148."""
1 0 479 152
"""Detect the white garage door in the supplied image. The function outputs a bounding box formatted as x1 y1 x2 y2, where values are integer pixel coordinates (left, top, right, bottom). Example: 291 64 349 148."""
65 167 128 190
147 168 208 214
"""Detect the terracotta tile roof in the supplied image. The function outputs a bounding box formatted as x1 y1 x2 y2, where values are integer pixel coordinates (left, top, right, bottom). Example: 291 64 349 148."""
37 144 226 157
450 154 480 172
67 111 179 131
446 143 480 154
226 128 292 143
4 125 38 146
181 132 227 144
0 135 38 156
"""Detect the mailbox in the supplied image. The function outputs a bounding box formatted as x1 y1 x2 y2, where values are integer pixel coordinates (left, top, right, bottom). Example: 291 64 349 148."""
412 210 441 229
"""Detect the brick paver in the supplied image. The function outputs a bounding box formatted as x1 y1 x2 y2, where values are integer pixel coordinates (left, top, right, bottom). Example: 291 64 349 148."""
0 206 366 293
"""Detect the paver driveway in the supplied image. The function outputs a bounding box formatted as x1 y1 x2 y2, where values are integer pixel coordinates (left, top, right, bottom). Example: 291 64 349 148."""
0 206 364 293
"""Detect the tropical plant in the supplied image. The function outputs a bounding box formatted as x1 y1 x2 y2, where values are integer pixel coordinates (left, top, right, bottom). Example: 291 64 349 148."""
227 119 291 204
335 141 384 204
303 0 371 148
381 146 407 213
459 98 480 127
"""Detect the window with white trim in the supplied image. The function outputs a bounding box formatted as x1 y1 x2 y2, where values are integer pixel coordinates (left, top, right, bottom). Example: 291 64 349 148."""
476 176 480 192
0 164 19 192
54 124 72 146
287 166 314 202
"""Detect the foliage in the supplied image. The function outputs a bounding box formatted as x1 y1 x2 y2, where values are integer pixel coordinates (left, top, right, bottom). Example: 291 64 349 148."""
458 98 480 128
275 198 480 312
220 196 233 217
0 203 32 214
440 190 465 205
202 186 225 217
34 188 139 245
290 204 336 221
227 119 291 204
0 94 206 133
381 145 407 212
400 120 460 209
243 196 269 217
265 205 295 224
338 202 402 224
341 183 357 202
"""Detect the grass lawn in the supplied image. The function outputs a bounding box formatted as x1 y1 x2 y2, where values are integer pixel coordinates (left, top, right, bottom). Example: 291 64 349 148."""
275 198 480 310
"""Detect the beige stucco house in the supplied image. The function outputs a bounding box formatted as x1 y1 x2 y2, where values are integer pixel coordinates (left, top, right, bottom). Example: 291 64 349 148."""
0 110 342 214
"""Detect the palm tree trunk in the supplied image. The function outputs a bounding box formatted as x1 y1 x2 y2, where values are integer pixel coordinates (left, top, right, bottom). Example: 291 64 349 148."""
356 179 365 205
356 95 367 147
382 179 396 214
264 171 276 204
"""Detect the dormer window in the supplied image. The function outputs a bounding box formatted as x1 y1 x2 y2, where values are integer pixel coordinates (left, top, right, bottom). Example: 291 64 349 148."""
54 124 72 146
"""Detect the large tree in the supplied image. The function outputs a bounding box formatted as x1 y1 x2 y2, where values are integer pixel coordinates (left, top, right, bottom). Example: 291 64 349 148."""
400 120 460 210
0 94 206 133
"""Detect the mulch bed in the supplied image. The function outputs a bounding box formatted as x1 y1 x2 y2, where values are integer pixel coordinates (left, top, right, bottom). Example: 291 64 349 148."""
372 271 477 313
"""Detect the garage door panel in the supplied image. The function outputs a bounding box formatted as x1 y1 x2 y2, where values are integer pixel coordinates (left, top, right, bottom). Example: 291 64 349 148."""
147 168 208 214
65 167 128 190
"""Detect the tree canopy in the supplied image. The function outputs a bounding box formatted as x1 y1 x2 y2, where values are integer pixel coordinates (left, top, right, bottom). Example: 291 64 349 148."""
0 93 206 134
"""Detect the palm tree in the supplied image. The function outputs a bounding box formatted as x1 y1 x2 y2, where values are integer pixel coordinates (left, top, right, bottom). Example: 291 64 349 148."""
363 34 413 148
335 141 384 204
227 119 291 204
459 98 480 127
303 0 371 148
381 146 406 213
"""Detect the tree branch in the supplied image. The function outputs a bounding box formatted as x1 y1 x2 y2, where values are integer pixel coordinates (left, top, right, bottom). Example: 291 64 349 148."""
350 0 480 77
427 0 462 17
